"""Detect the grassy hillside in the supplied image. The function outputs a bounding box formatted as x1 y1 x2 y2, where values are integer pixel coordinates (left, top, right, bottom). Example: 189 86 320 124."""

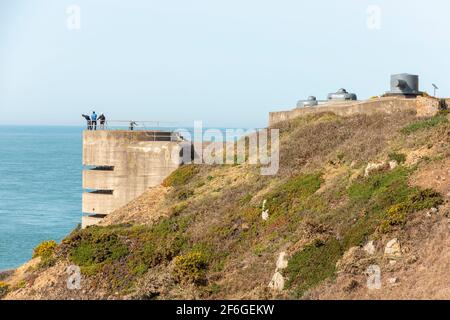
2 109 449 300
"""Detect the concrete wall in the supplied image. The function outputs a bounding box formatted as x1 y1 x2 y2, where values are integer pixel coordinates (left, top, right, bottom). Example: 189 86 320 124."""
269 96 441 127
82 130 182 227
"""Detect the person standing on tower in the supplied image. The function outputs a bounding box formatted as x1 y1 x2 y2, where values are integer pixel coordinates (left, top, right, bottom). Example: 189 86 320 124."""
91 111 98 130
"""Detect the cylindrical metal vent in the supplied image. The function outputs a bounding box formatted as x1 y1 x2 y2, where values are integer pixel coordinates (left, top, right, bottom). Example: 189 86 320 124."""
390 74 419 95
327 88 357 101
297 96 318 108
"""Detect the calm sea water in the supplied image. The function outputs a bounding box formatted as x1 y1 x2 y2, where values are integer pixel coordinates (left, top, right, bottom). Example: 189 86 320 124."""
0 126 82 270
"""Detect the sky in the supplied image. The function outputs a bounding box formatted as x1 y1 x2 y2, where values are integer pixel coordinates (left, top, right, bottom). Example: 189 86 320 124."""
1 0 450 128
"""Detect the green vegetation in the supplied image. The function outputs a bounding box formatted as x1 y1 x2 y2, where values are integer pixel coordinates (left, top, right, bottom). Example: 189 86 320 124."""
162 165 200 187
389 152 406 164
176 188 194 200
239 193 253 206
265 173 324 219
284 239 342 298
173 251 208 284
348 167 410 205
67 227 129 275
401 113 448 135
33 240 58 269
0 281 9 299
62 213 193 284
126 216 191 276
380 189 443 233
345 167 442 244
285 167 443 297
33 240 57 258
171 202 188 215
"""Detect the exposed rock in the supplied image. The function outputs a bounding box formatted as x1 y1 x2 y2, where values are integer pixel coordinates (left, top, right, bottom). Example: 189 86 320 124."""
426 207 438 218
388 277 399 285
363 241 376 255
406 255 418 265
389 160 398 170
364 162 389 177
384 238 401 259
275 252 288 270
268 252 289 292
430 207 439 214
268 272 284 291
261 200 269 221
364 162 386 177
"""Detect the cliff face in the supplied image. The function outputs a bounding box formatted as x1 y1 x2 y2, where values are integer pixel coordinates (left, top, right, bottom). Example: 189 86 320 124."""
2 109 450 300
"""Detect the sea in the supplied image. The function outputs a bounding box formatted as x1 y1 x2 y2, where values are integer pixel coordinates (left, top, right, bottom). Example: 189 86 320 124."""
0 126 82 270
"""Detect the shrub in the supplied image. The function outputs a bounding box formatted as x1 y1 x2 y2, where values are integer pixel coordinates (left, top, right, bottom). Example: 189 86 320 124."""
162 165 200 187
67 227 129 274
171 202 188 215
380 188 443 233
347 167 443 235
348 167 410 205
401 114 448 135
33 240 58 268
33 240 57 259
389 152 406 164
239 193 252 206
343 168 411 247
379 203 408 233
177 188 194 200
408 188 443 211
172 251 208 285
0 281 9 299
284 239 342 298
126 216 191 276
265 173 324 218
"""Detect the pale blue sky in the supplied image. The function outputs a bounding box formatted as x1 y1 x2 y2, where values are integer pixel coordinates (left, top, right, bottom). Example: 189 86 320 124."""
1 0 449 127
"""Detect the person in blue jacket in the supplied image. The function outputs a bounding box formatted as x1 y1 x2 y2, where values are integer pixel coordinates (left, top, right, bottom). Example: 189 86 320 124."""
91 111 98 130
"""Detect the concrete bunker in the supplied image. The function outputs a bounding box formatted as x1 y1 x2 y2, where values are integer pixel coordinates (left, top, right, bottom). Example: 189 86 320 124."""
81 130 183 228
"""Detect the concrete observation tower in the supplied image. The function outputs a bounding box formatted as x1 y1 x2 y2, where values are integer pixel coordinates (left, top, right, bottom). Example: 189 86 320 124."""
82 128 183 227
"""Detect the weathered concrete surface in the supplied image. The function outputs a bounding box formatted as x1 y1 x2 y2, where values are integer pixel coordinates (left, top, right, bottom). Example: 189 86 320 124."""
81 215 105 228
82 130 182 227
269 97 440 127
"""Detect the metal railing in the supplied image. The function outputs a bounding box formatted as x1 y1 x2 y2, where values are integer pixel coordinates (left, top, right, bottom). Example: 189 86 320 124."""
83 120 187 141
83 120 185 130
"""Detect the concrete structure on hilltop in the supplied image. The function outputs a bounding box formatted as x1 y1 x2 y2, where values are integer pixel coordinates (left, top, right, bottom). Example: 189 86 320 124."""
269 96 441 127
271 73 444 126
82 130 183 227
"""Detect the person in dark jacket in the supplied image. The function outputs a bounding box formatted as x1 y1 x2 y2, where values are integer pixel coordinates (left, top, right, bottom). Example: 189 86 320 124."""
129 121 137 131
82 114 92 130
98 113 106 130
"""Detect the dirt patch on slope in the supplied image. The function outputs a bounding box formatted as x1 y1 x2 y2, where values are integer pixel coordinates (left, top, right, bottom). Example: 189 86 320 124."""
410 158 450 197
100 186 171 226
